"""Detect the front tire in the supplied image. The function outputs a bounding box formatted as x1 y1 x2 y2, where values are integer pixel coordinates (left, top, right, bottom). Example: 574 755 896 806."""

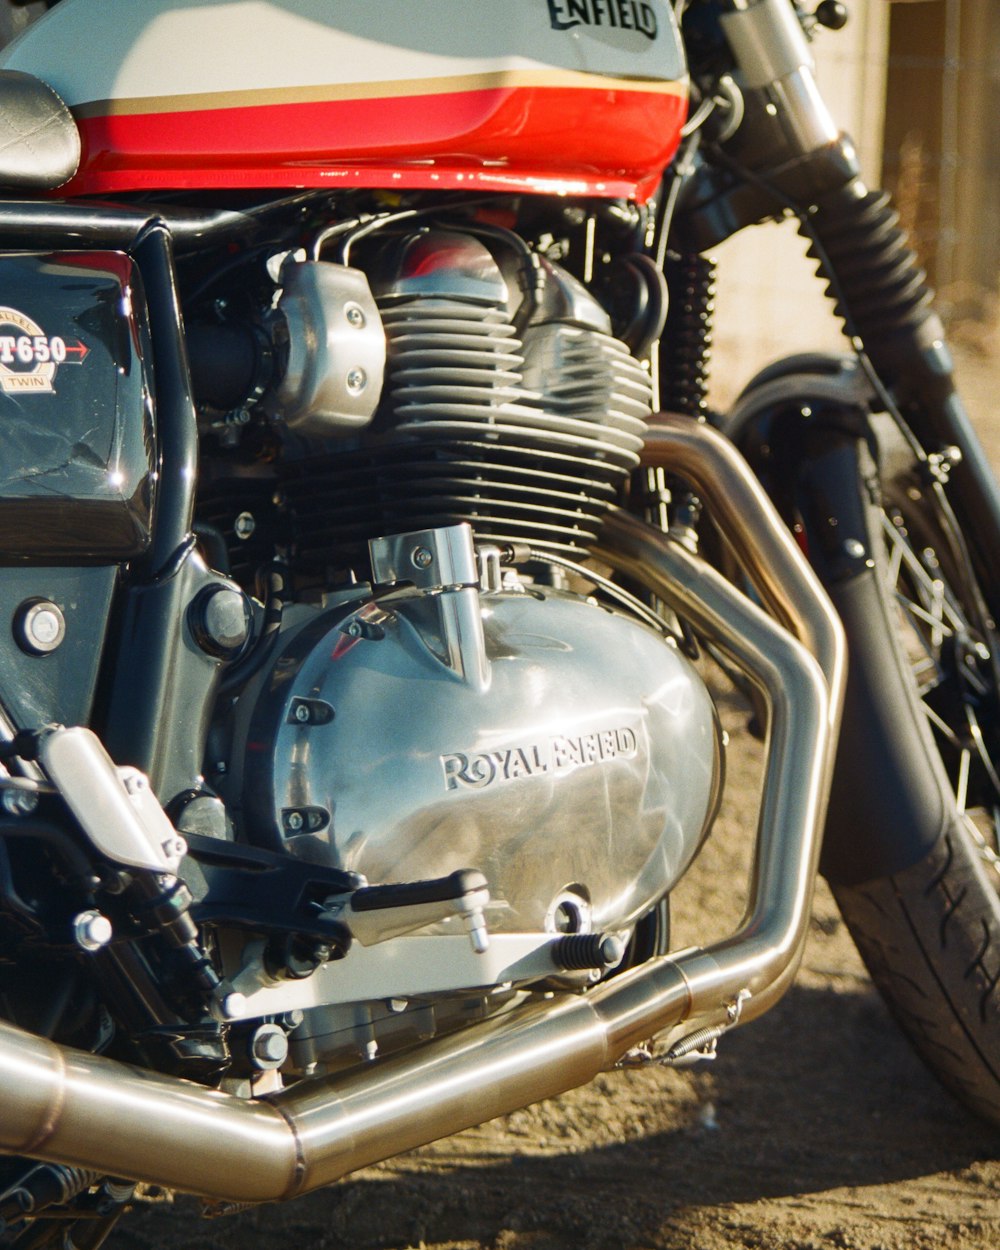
821 444 1000 1124
834 822 1000 1124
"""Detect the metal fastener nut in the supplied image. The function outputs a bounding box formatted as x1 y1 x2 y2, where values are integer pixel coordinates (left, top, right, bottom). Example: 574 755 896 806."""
234 512 256 540
73 910 113 952
286 811 304 832
294 704 311 723
219 992 247 1021
251 1025 289 1068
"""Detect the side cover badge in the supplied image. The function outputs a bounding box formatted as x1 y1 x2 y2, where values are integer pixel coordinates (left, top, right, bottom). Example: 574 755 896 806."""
0 305 87 393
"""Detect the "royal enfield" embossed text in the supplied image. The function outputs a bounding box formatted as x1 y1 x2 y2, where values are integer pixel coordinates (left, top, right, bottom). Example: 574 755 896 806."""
442 725 639 791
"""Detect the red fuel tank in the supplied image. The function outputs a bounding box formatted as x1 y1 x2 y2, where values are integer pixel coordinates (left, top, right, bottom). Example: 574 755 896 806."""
0 0 688 201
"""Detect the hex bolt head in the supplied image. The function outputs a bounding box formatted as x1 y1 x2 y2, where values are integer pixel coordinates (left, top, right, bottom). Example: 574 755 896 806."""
294 703 311 723
251 1025 289 1069
411 546 434 570
286 810 304 832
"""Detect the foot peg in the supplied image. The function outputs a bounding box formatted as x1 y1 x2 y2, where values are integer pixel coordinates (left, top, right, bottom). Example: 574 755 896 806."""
322 869 491 952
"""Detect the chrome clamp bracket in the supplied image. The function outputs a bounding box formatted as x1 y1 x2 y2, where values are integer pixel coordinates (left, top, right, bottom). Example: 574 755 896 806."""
37 726 187 874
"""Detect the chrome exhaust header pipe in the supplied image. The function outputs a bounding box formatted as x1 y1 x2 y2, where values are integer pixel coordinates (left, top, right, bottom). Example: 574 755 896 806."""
0 416 844 1203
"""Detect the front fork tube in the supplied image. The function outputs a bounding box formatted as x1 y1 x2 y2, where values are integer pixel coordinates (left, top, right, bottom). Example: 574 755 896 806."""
732 400 967 884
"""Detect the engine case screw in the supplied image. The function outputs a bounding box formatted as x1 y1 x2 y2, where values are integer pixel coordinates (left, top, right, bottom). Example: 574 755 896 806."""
411 546 434 570
346 367 367 394
73 909 113 952
345 303 366 328
842 538 866 560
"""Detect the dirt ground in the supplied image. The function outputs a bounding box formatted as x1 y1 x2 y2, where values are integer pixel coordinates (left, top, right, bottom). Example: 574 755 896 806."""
114 346 1000 1250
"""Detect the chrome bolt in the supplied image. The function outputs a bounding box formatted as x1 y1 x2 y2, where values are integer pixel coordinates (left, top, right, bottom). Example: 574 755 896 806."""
843 538 866 560
294 704 311 723
286 810 304 832
219 992 247 1021
16 600 66 655
2 788 38 817
234 511 256 540
411 546 434 570
73 909 113 952
251 1025 288 1068
28 607 61 646
346 367 367 394
346 620 362 638
345 303 366 329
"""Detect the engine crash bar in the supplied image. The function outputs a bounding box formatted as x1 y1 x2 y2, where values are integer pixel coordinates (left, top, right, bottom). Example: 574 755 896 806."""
0 414 845 1203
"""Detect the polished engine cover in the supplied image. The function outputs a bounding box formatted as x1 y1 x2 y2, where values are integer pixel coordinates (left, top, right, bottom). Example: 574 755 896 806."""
234 584 721 936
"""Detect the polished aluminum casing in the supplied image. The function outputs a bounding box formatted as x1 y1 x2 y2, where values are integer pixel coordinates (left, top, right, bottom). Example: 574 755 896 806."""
235 584 721 935
0 414 846 1203
267 261 385 436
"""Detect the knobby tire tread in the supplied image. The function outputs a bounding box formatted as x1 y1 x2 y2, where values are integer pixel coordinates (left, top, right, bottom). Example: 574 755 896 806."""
833 826 1000 1125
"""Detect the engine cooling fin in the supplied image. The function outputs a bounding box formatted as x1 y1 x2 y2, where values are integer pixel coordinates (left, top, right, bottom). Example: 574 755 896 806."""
281 293 652 570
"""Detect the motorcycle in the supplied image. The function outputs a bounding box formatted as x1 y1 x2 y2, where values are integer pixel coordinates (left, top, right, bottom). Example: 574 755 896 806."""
0 0 998 1244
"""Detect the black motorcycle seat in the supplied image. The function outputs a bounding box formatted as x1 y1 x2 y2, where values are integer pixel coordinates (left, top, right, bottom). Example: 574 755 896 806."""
0 69 80 190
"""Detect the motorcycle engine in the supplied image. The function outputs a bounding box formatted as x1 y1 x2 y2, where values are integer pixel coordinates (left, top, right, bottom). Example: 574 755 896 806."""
201 224 722 1067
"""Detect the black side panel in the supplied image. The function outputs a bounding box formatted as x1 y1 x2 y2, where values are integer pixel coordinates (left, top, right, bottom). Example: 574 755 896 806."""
0 251 156 563
0 564 116 728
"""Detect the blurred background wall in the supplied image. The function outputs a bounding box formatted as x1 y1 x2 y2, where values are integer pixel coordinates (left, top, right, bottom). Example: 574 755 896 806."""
711 0 1000 404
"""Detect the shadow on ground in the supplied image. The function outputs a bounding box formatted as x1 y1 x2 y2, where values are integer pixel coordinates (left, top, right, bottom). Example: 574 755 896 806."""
116 979 1000 1250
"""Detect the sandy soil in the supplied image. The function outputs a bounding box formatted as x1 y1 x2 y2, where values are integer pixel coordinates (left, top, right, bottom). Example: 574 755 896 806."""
113 348 1000 1250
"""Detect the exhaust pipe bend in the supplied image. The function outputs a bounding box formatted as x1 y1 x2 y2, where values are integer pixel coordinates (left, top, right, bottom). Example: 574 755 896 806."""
0 416 844 1203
